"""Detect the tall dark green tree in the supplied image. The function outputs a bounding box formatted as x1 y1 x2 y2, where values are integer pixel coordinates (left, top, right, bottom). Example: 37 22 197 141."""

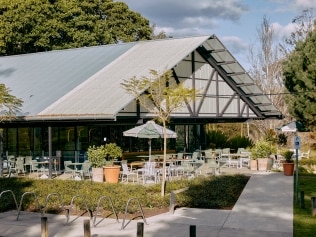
0 0 152 55
282 25 316 131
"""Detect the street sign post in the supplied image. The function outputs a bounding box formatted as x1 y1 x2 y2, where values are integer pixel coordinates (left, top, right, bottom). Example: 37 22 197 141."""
294 135 300 205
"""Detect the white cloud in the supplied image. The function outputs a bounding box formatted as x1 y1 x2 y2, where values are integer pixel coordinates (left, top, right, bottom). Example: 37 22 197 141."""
269 0 316 12
293 0 316 8
221 36 249 55
118 0 248 36
272 22 297 40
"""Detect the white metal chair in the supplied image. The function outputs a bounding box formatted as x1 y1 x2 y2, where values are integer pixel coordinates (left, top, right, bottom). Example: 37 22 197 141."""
207 157 221 175
239 151 251 168
121 163 138 183
9 157 25 177
30 160 39 174
142 162 159 184
64 161 75 175
180 160 195 177
78 161 92 180
300 150 310 159
191 151 201 161
221 148 230 167
24 156 33 172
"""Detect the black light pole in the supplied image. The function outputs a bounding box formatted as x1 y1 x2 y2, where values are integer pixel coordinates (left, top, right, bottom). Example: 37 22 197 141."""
48 126 52 179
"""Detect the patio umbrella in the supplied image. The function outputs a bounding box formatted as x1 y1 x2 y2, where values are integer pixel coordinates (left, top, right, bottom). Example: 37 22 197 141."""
123 121 177 161
277 121 306 132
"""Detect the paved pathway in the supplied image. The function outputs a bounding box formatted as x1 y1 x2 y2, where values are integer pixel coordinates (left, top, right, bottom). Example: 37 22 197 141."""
0 171 293 237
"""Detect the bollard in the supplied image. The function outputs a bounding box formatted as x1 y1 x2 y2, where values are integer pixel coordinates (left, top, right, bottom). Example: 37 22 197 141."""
169 187 189 214
169 192 176 214
311 197 316 217
190 225 196 237
41 217 48 237
84 219 91 237
300 191 305 209
136 222 144 237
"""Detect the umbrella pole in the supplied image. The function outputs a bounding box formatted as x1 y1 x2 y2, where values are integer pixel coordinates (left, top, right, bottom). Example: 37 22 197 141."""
148 139 152 162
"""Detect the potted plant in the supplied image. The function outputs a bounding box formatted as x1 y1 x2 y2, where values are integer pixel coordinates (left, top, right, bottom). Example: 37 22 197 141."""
87 145 107 182
282 150 294 176
251 139 276 171
102 143 122 183
87 143 123 183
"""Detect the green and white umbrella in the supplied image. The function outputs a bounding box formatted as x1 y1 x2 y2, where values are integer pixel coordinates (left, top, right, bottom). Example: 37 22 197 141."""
277 121 306 132
123 121 177 160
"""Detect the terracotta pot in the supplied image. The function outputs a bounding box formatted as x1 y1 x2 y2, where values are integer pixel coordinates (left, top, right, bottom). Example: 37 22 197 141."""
92 167 104 182
103 165 121 183
283 162 294 176
250 159 257 170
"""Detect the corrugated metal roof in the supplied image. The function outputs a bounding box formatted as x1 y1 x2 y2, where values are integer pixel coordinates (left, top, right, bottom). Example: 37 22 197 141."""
0 35 282 121
38 36 210 119
0 43 135 117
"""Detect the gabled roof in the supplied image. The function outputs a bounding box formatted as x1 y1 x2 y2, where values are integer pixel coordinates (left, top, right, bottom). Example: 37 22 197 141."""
0 35 282 122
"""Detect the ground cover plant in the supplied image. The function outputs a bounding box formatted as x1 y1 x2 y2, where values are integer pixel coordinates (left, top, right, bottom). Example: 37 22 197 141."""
294 174 316 237
0 174 249 217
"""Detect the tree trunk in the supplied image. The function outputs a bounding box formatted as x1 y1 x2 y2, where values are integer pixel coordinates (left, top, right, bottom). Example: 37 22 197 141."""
0 129 3 177
161 122 167 197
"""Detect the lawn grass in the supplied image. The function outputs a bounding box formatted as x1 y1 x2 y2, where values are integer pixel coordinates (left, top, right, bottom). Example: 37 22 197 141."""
294 174 316 237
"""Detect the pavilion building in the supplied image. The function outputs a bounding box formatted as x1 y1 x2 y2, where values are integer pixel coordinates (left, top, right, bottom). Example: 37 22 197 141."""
0 35 282 162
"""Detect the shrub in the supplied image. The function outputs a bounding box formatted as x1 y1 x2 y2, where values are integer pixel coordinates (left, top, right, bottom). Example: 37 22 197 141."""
251 138 277 159
228 135 253 151
88 143 122 167
0 175 249 213
206 130 229 149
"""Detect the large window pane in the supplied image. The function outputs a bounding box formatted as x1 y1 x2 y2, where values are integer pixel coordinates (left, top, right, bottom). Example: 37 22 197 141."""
18 127 31 156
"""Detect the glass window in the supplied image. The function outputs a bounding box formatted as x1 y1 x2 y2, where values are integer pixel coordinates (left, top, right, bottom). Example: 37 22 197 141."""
18 127 31 156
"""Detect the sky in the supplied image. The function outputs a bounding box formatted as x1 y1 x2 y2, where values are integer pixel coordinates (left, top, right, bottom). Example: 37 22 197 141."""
116 0 316 70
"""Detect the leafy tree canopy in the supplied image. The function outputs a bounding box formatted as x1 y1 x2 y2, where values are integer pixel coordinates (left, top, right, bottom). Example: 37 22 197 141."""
0 0 152 55
282 26 316 131
0 84 23 122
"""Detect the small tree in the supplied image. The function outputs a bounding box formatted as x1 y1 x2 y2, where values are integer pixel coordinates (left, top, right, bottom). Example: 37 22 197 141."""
248 16 286 138
121 69 195 196
0 84 23 176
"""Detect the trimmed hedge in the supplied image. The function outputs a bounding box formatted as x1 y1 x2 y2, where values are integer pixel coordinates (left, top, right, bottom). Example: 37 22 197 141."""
0 174 249 214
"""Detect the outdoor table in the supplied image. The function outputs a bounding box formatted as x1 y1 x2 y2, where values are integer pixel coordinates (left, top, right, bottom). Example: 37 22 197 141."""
129 161 144 170
167 153 178 159
186 160 204 171
151 154 163 161
136 155 150 161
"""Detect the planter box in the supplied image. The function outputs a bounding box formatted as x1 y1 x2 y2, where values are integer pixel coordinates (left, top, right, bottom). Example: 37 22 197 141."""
250 159 257 170
92 167 104 182
257 158 273 171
